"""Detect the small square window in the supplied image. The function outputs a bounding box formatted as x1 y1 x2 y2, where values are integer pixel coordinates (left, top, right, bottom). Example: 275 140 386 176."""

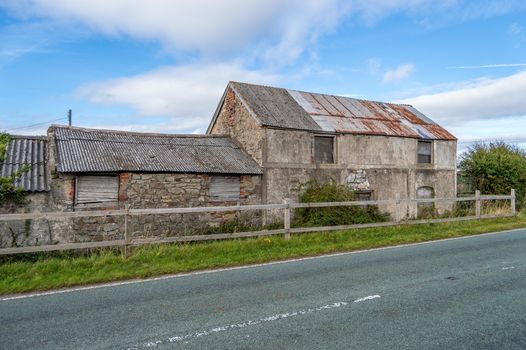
314 136 335 164
417 141 432 164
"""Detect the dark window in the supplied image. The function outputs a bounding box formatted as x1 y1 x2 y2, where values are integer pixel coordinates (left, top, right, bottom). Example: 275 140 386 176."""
417 141 432 164
76 175 119 204
314 136 334 163
355 191 372 201
210 176 240 201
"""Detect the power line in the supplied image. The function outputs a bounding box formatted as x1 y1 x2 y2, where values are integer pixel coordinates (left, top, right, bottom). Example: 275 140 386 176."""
5 117 68 132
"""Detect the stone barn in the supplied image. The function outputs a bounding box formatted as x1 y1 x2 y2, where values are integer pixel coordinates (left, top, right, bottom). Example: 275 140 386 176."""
207 81 457 219
1 126 262 247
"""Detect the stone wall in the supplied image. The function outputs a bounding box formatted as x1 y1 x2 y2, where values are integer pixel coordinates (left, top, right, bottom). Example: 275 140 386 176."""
0 172 262 248
0 193 55 247
209 88 265 165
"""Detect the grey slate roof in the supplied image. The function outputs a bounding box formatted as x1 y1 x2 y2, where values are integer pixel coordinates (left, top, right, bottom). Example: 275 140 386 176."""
0 136 50 192
53 126 262 175
211 82 456 141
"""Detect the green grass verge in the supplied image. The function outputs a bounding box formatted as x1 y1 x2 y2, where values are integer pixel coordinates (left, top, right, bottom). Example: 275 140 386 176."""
1 213 526 295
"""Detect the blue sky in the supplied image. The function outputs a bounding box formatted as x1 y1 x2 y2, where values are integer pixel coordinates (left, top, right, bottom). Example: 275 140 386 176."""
0 0 525 153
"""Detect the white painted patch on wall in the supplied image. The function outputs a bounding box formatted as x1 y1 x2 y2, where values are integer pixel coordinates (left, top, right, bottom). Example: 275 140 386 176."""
125 295 380 348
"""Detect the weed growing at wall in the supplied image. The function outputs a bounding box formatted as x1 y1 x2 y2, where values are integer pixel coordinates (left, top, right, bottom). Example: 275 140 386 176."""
0 132 10 162
293 181 389 227
0 133 30 205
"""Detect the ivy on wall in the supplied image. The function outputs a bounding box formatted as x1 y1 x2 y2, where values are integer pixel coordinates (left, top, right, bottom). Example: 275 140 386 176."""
0 132 29 205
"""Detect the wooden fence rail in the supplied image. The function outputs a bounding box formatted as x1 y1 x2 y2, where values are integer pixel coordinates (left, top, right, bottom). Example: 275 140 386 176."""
0 190 517 256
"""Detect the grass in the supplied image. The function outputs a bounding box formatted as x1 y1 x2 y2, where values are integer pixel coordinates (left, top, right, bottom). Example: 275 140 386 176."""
1 212 526 295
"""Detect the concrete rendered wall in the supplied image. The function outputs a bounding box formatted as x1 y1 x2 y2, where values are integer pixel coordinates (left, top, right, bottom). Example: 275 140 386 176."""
244 125 456 220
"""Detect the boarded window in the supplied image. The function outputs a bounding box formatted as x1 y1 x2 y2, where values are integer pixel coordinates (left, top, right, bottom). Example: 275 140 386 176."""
355 191 372 201
210 176 240 201
76 175 119 204
416 186 435 216
314 136 334 163
417 141 432 164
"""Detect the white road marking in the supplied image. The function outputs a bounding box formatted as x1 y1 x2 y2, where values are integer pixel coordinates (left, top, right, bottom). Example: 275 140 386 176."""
354 295 381 303
2 226 525 302
502 266 516 270
126 295 381 349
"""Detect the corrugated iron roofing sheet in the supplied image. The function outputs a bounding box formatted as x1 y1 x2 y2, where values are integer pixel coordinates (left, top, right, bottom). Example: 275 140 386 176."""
229 82 456 140
0 136 50 192
53 126 262 175
230 82 321 131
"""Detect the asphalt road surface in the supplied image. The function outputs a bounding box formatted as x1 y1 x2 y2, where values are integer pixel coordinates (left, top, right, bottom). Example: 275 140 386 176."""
2 228 526 349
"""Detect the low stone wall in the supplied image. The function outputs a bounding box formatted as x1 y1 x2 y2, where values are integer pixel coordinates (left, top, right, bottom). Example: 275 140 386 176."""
0 193 55 247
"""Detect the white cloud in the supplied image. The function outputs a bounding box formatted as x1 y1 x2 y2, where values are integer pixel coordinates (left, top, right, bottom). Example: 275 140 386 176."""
399 70 526 124
1 0 350 66
382 63 415 83
76 62 279 126
446 63 526 69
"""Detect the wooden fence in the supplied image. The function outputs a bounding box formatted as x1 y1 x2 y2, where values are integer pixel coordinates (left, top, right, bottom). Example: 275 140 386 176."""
0 189 517 256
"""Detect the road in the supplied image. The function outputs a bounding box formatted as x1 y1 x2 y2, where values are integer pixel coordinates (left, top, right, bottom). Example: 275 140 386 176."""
1 228 526 349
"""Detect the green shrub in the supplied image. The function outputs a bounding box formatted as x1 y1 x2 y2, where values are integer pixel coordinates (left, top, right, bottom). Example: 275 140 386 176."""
0 132 10 162
459 141 526 208
293 181 389 227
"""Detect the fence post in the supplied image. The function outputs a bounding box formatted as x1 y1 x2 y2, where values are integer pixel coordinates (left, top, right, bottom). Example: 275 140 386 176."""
395 193 401 223
124 204 130 258
511 189 516 216
283 199 291 240
475 190 481 219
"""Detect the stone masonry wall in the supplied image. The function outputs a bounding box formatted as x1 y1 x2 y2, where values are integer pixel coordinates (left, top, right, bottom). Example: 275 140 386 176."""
209 88 265 165
0 172 262 248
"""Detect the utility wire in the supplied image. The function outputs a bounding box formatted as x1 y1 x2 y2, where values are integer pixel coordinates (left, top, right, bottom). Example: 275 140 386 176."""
5 117 68 132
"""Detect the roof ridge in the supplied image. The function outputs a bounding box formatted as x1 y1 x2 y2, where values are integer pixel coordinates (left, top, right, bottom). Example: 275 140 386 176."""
50 124 226 139
9 135 47 140
229 81 412 107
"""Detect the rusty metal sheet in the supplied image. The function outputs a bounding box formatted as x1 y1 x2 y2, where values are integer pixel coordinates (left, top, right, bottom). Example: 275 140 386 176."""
420 124 457 140
229 82 455 140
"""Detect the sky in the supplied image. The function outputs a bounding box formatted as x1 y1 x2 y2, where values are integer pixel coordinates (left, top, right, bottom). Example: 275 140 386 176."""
0 0 525 154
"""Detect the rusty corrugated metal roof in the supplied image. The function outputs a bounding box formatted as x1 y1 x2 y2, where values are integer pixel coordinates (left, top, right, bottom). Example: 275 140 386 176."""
0 135 50 192
53 126 262 175
227 82 456 140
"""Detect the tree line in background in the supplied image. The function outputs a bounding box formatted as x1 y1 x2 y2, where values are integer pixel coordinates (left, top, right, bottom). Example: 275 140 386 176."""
459 141 526 209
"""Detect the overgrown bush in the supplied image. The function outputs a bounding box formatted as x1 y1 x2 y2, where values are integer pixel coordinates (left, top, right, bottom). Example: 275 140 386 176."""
293 181 389 227
459 141 526 208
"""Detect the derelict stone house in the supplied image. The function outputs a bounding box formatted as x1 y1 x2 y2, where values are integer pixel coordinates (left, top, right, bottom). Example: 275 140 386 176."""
1 126 262 247
1 81 457 247
207 82 457 218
